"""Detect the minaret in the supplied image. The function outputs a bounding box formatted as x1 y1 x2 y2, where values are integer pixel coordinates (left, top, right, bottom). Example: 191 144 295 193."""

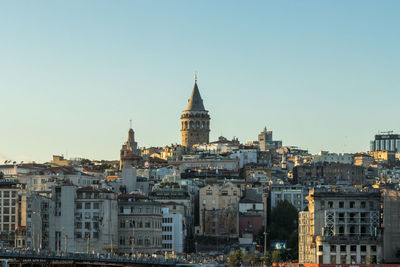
180 74 210 147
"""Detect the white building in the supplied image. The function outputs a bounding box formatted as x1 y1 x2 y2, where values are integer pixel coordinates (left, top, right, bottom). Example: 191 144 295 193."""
26 185 118 254
312 151 353 164
229 149 257 168
270 184 306 211
162 207 184 253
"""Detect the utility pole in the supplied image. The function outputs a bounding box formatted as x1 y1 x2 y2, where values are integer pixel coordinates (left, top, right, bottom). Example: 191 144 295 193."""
131 236 135 259
263 191 268 255
86 233 90 254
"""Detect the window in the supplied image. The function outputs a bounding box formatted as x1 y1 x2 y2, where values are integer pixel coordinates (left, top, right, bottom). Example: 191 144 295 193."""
350 201 355 208
361 201 366 208
212 199 216 205
369 201 374 209
85 222 91 230
85 203 91 209
206 190 212 195
318 245 323 252
202 200 206 205
340 245 346 252
221 191 228 196
361 245 366 252
93 203 99 209
339 201 344 208
328 202 334 208
76 203 82 209
371 245 376 252
351 245 356 252
330 245 336 253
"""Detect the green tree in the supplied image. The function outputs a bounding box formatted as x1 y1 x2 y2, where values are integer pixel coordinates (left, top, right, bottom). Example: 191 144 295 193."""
242 251 251 265
262 251 272 266
81 158 91 166
227 250 242 267
269 200 298 242
271 250 282 263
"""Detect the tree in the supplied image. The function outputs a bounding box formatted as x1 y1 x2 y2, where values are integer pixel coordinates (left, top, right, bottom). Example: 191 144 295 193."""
227 250 242 267
269 200 298 242
271 250 282 263
262 251 272 266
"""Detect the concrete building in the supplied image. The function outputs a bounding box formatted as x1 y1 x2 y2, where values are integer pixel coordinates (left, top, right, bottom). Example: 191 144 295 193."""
198 182 241 238
26 185 118 254
180 75 210 148
118 194 162 254
258 127 282 151
370 133 400 153
294 163 365 186
354 153 375 168
161 207 184 253
229 149 257 168
312 151 353 164
299 187 382 264
269 184 306 211
0 179 26 248
238 190 264 240
369 150 396 165
382 189 400 263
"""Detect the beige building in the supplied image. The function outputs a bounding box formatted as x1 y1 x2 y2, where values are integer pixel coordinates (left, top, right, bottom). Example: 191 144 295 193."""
369 150 396 165
198 182 241 238
299 187 382 264
181 75 210 148
118 194 162 254
354 153 375 167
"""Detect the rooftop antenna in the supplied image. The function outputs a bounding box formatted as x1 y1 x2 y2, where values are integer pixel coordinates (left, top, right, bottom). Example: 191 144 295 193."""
195 72 197 83
129 119 132 129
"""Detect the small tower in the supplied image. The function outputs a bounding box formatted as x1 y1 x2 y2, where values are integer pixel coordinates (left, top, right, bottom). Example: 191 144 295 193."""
181 75 210 147
120 127 141 169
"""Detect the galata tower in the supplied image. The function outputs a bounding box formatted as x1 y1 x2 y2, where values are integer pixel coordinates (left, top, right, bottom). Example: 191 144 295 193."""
181 74 210 147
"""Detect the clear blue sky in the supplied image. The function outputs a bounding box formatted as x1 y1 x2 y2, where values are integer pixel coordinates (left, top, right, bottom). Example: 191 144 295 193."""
0 1 399 162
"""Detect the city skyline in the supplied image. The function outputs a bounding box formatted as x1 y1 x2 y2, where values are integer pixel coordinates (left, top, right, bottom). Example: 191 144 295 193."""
1 1 399 162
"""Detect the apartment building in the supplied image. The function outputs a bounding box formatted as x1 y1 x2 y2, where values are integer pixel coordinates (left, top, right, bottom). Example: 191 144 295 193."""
162 207 184 253
118 194 162 254
299 187 382 264
198 182 241 238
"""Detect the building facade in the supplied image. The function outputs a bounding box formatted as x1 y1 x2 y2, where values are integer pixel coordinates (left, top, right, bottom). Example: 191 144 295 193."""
161 207 184 253
370 133 400 153
181 75 210 148
198 182 241 238
299 188 382 264
118 194 162 254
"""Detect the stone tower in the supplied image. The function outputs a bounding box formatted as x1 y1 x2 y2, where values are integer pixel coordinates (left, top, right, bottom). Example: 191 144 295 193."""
181 75 210 147
120 127 141 169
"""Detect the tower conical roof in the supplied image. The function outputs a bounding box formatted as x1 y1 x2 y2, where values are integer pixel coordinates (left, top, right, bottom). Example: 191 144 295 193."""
186 80 205 111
